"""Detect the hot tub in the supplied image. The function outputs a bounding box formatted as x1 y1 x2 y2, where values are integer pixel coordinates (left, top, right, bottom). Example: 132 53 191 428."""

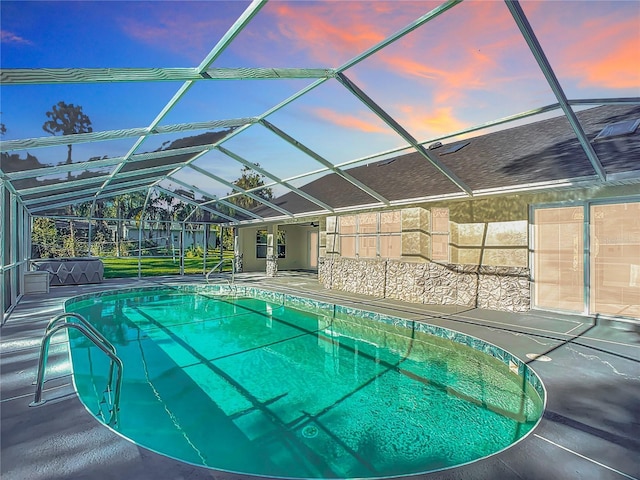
31 257 104 285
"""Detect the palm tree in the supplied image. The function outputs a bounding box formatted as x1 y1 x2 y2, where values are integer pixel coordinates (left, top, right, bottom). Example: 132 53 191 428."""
42 102 93 255
150 191 182 254
42 101 93 180
103 192 146 256
226 164 273 210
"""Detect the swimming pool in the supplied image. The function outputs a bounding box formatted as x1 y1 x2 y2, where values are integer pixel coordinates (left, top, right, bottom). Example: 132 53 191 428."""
65 285 545 479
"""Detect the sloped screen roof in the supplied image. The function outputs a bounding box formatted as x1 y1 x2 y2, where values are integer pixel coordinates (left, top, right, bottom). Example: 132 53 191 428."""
1 0 639 224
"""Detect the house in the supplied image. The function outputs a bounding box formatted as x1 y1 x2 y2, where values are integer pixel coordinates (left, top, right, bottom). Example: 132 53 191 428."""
236 104 640 319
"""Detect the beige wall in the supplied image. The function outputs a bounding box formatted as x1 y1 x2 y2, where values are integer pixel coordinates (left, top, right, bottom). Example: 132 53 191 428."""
238 226 263 272
242 184 638 273
326 205 528 267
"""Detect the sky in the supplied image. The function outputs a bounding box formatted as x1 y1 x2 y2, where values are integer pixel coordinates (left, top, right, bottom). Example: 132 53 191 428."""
1 0 639 199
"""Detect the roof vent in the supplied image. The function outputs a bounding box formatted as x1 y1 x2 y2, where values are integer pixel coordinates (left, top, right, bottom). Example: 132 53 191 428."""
440 141 470 155
594 118 640 141
428 142 443 150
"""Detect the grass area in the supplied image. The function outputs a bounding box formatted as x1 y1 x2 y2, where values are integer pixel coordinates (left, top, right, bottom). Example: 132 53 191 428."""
101 252 234 278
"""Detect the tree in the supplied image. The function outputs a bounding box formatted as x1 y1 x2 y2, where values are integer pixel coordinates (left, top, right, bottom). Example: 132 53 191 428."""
31 218 61 258
42 102 93 255
42 101 93 179
218 164 274 250
150 191 183 254
226 164 273 210
104 192 146 256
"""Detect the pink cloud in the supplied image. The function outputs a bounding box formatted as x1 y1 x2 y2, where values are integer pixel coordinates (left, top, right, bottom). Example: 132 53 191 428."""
298 2 513 137
558 17 640 90
522 2 640 91
345 1 539 136
268 3 386 65
252 1 442 66
399 105 469 137
312 107 389 134
118 5 241 62
1 30 33 45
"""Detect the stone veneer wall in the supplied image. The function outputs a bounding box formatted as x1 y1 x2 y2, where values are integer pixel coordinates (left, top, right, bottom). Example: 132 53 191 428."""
265 255 278 277
319 256 530 312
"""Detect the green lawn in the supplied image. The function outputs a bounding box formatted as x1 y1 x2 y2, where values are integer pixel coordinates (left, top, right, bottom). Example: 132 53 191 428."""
101 252 234 278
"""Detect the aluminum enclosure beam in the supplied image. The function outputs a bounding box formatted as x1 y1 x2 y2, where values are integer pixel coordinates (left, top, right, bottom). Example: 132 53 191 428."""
0 118 256 153
30 186 151 213
260 120 390 205
335 72 473 196
23 177 151 205
505 0 606 181
17 161 186 197
5 147 200 181
155 186 238 223
0 67 334 85
186 163 293 217
166 177 263 220
216 146 335 213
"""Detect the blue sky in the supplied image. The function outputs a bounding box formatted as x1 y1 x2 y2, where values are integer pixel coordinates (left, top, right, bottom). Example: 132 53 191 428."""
1 0 639 198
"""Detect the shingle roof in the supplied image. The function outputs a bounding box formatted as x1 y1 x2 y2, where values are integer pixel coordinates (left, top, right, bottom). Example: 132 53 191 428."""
253 105 640 218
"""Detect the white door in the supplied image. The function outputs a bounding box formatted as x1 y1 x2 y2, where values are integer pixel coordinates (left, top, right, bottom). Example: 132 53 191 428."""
308 231 318 269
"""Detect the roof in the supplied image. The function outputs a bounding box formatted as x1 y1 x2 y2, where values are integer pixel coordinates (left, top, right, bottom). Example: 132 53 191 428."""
253 104 640 218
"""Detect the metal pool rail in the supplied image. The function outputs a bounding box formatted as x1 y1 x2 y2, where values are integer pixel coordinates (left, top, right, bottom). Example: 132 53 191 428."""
30 313 123 425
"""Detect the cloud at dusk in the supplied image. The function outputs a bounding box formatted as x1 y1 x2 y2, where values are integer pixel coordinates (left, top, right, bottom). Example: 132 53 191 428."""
1 30 33 45
556 17 640 90
117 3 245 63
522 1 640 93
400 106 469 137
237 1 441 67
312 107 389 134
269 2 386 65
337 0 544 138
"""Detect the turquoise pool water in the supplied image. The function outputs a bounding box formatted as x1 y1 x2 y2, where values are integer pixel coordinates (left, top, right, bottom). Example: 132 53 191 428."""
66 286 544 479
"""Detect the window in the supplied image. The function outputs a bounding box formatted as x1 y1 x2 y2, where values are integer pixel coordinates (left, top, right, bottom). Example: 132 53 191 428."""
277 230 286 258
256 230 267 258
340 216 357 257
380 211 401 258
256 229 286 259
358 213 377 258
338 211 401 259
431 208 450 262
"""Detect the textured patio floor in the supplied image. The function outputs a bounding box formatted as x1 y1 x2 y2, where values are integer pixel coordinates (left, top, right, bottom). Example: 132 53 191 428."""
1 272 638 480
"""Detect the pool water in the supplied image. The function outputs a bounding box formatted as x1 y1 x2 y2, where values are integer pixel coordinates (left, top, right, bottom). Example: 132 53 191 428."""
67 288 544 479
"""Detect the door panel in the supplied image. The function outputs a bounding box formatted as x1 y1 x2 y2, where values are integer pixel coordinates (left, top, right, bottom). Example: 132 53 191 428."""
534 207 585 312
590 202 640 318
534 207 584 312
309 231 318 269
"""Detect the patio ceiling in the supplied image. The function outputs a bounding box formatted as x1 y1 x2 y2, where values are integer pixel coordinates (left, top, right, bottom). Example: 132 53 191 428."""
1 0 639 225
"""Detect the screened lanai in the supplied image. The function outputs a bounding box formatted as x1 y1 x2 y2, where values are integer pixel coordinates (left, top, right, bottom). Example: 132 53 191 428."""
1 0 639 321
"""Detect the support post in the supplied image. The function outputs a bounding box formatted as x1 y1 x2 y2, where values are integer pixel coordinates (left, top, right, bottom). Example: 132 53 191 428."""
266 224 278 277
233 228 243 273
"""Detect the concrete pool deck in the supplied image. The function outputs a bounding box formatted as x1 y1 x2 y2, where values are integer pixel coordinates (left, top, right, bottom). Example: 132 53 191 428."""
1 272 639 480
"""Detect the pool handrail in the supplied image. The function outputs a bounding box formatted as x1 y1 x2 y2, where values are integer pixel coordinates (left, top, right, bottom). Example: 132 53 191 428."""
43 313 118 391
205 257 235 284
30 313 123 426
